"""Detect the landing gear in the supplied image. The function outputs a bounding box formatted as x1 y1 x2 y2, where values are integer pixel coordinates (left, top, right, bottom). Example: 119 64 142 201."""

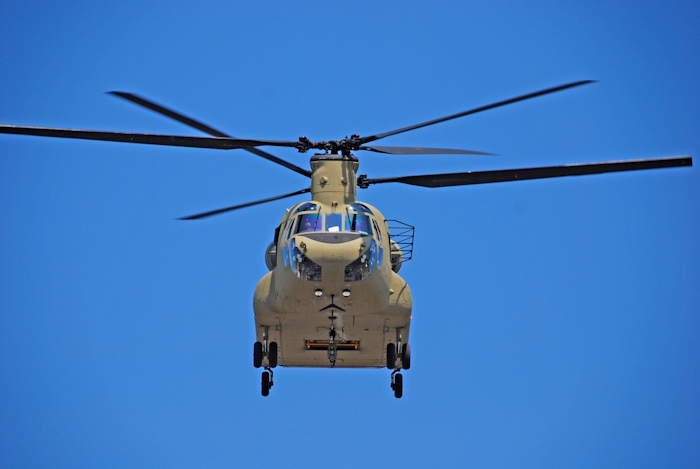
255 333 278 396
253 341 263 368
261 368 274 396
268 341 278 368
401 343 411 370
253 340 278 368
388 336 410 398
386 343 396 369
391 369 403 399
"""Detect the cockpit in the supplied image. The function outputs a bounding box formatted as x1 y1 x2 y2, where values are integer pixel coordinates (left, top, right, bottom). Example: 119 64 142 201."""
293 212 373 235
291 202 375 236
276 202 384 283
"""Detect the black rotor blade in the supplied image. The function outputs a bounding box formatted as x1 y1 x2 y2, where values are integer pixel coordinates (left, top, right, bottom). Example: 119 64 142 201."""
108 91 230 137
360 145 493 155
108 92 311 177
360 80 595 145
363 156 692 188
179 188 311 220
0 124 299 150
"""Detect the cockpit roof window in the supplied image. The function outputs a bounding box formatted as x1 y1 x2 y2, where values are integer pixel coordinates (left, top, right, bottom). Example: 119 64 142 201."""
349 203 373 215
294 202 318 214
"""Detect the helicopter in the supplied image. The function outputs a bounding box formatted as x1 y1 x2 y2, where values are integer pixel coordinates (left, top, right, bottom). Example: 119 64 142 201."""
0 80 692 398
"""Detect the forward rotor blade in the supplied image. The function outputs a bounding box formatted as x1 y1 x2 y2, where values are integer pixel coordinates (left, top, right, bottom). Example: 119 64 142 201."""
108 92 231 137
363 156 692 188
108 92 311 177
179 188 311 220
0 125 299 150
360 145 493 155
360 80 595 144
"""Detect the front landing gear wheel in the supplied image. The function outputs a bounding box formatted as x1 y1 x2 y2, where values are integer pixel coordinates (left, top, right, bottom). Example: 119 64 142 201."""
253 342 263 368
386 343 396 369
261 371 271 396
393 373 403 398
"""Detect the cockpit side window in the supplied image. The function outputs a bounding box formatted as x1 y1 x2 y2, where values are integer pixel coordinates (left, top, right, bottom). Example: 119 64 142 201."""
284 218 295 241
372 219 383 242
296 213 323 233
345 213 373 235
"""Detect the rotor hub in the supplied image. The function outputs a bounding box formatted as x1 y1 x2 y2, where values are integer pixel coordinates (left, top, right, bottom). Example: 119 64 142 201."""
298 134 362 155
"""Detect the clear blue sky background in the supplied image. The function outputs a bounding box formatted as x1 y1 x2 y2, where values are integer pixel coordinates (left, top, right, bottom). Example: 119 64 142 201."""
1 1 698 467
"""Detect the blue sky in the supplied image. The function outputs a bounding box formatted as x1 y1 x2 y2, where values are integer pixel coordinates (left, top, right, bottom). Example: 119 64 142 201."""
1 1 699 467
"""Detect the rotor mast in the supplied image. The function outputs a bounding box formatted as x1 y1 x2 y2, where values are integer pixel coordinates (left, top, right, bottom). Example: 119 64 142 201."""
309 153 359 206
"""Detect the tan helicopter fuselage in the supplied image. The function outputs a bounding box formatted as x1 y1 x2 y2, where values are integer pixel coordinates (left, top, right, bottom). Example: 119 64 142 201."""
253 154 412 368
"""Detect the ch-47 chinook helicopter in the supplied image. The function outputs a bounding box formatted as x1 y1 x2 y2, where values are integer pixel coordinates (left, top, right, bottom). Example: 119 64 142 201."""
0 80 692 398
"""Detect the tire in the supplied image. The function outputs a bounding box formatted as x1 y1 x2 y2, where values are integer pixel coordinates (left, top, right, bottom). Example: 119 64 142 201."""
261 371 270 396
394 373 403 398
386 343 396 369
268 341 278 368
253 341 263 368
401 343 411 370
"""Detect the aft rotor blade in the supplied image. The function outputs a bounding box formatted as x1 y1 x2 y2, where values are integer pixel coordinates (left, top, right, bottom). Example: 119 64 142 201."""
360 145 493 155
0 125 299 150
362 156 692 188
108 92 311 177
360 80 595 144
179 188 311 220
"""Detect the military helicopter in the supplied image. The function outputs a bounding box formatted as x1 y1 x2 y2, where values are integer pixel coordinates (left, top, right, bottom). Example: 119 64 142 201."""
0 80 692 398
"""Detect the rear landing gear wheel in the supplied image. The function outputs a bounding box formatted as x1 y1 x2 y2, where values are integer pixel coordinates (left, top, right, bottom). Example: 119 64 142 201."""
261 371 271 396
268 342 278 368
386 343 396 369
393 373 403 399
253 341 263 368
401 343 411 370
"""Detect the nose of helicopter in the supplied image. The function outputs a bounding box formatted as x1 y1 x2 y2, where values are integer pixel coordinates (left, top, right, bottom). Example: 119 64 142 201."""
290 231 381 286
296 232 368 263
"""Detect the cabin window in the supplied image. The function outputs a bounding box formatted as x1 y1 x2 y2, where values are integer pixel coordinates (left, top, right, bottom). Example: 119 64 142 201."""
345 213 373 235
296 213 323 233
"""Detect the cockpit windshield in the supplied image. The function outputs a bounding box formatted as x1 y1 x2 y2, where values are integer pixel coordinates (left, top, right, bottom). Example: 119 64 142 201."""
296 213 323 233
291 212 375 236
325 214 343 232
345 213 373 235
